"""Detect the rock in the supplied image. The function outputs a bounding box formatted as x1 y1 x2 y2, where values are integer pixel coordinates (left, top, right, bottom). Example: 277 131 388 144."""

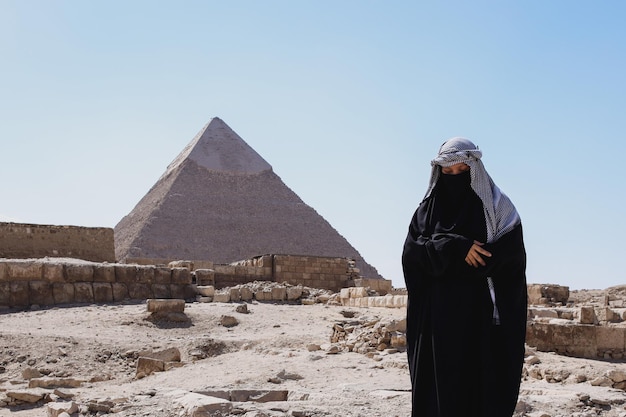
47 401 78 417
136 357 164 378
589 376 613 387
606 369 626 383
6 388 47 403
170 391 233 416
220 315 239 327
29 377 84 389
139 347 181 362
22 367 42 380
235 304 249 314
147 298 185 313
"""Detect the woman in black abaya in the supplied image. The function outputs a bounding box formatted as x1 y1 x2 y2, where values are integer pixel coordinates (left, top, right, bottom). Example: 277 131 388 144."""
402 138 527 417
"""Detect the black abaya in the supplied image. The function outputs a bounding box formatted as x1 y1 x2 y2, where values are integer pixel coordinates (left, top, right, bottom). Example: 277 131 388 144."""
402 172 527 417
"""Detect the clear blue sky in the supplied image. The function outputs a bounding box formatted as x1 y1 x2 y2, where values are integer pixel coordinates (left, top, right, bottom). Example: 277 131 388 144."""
1 1 625 290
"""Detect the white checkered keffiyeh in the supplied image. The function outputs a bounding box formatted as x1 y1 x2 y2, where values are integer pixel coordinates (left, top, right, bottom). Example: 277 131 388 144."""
424 137 520 243
425 137 520 325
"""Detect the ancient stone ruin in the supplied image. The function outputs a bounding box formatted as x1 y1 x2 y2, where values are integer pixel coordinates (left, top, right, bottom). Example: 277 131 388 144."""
114 117 381 279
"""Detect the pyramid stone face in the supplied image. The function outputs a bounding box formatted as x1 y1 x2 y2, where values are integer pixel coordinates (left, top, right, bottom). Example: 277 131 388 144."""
114 117 381 279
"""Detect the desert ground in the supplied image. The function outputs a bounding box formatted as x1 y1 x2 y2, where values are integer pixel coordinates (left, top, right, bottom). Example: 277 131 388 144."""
1 293 626 417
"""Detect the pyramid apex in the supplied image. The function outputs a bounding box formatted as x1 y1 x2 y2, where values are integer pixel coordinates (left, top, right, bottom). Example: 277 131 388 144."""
164 117 272 176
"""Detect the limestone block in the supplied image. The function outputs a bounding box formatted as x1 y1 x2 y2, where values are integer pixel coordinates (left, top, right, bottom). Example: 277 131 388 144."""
607 369 626 383
6 260 42 280
93 283 113 303
530 308 559 319
168 260 194 270
29 377 83 388
596 326 625 351
349 287 368 298
0 262 6 281
128 283 153 300
170 284 187 300
136 266 155 284
172 392 233 417
154 267 172 284
6 388 47 403
193 260 214 270
0 281 10 305
230 288 242 302
390 333 407 348
29 280 54 306
595 307 620 323
152 284 171 299
568 325 597 357
47 401 78 417
138 347 181 362
74 283 94 303
111 283 129 301
43 263 65 283
340 288 351 300
171 268 192 285
240 287 253 301
114 265 137 283
229 390 289 402
287 287 303 300
147 299 185 313
52 283 75 304
10 281 29 307
255 291 272 301
213 292 231 303
65 264 94 283
580 306 596 324
194 269 215 286
136 357 164 377
527 284 544 305
197 286 215 297
93 264 115 283
271 287 286 301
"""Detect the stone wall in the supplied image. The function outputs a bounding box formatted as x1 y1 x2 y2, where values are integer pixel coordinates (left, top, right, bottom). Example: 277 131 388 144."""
0 259 196 308
197 255 383 293
0 222 115 263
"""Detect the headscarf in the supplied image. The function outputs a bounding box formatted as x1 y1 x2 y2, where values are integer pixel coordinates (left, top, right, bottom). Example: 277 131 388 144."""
424 137 520 243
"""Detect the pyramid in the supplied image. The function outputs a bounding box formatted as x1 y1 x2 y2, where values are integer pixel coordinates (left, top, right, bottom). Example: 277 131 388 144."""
114 117 381 278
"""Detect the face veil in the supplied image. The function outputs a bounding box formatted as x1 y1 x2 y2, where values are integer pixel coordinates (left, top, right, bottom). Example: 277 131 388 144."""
424 137 520 243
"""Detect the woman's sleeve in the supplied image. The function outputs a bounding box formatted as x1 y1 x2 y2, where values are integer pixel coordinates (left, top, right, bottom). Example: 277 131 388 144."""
401 208 473 280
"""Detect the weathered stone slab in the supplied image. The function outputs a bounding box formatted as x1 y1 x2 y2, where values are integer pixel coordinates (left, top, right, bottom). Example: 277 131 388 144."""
138 347 181 362
43 263 65 282
596 326 625 351
213 293 231 303
197 286 215 297
10 281 29 307
6 260 42 280
271 287 286 301
114 265 137 283
240 287 253 301
6 388 47 403
136 266 155 284
65 264 94 283
93 283 113 303
93 264 115 283
171 268 192 284
172 392 233 417
136 357 164 377
152 284 172 299
52 283 75 304
128 283 153 300
29 280 54 306
112 283 129 301
194 269 215 286
154 267 172 284
29 377 84 388
147 299 185 313
74 282 94 303
47 401 78 417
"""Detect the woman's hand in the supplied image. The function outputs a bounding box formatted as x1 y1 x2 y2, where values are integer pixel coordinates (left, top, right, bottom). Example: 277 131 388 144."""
465 241 492 268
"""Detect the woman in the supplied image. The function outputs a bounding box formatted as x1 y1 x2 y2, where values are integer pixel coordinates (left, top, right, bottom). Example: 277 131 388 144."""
402 137 527 417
